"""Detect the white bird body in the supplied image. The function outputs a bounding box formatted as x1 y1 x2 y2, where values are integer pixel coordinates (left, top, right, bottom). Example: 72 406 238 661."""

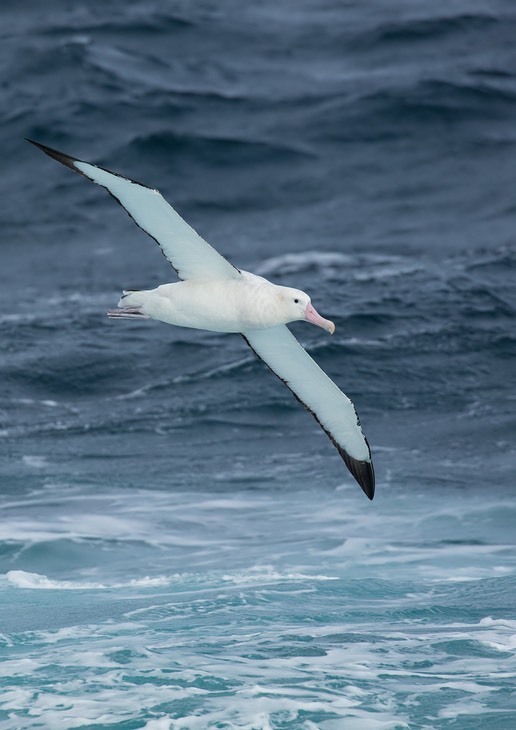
28 139 375 500
121 272 317 333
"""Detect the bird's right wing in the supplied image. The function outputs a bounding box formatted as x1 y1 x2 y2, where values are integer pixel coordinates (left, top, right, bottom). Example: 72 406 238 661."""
27 140 241 282
242 325 375 499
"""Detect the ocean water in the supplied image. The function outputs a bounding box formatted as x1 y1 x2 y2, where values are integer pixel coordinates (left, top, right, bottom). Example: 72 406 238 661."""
1 1 516 728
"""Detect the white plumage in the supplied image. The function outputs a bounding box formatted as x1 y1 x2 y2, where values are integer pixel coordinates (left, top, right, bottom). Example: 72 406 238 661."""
28 139 375 499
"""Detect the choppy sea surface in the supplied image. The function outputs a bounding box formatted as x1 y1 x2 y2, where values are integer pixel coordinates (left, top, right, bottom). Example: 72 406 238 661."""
1 1 516 728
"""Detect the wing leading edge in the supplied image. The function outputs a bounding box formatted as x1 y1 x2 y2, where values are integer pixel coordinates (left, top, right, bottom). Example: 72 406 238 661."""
27 139 241 282
242 325 375 499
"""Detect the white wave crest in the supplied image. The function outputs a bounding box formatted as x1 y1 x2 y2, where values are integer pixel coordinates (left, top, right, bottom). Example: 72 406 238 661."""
255 250 419 282
6 571 105 590
256 251 354 276
5 571 172 591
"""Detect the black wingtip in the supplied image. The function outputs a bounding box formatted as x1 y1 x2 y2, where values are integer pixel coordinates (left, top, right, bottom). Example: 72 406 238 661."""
340 450 375 500
357 459 375 500
26 138 86 176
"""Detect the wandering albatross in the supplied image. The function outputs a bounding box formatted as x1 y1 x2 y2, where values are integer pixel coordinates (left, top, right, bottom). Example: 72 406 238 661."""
28 140 375 500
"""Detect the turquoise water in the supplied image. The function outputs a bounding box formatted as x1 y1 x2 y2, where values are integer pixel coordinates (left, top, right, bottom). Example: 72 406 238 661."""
2 481 515 728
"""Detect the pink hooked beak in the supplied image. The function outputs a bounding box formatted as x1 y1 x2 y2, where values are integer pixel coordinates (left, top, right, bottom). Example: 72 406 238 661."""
304 302 335 334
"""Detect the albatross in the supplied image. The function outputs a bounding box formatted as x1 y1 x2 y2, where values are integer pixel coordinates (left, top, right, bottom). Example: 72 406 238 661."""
28 139 375 500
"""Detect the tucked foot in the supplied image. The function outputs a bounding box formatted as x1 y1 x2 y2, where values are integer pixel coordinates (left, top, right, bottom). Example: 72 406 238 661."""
107 307 149 319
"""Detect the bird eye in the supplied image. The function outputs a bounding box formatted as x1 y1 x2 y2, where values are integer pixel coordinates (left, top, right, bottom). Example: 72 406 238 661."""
294 298 299 304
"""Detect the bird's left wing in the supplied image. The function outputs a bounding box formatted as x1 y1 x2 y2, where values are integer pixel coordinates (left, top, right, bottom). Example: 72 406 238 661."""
27 140 241 282
242 325 375 499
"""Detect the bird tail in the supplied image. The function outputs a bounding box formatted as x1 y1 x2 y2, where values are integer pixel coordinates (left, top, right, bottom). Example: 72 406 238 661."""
107 290 150 319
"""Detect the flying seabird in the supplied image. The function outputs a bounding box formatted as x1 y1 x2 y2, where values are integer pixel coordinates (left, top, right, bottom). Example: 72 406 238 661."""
28 140 375 500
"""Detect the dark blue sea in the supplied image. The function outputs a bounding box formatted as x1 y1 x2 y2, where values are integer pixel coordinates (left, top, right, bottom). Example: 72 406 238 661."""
1 1 516 728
